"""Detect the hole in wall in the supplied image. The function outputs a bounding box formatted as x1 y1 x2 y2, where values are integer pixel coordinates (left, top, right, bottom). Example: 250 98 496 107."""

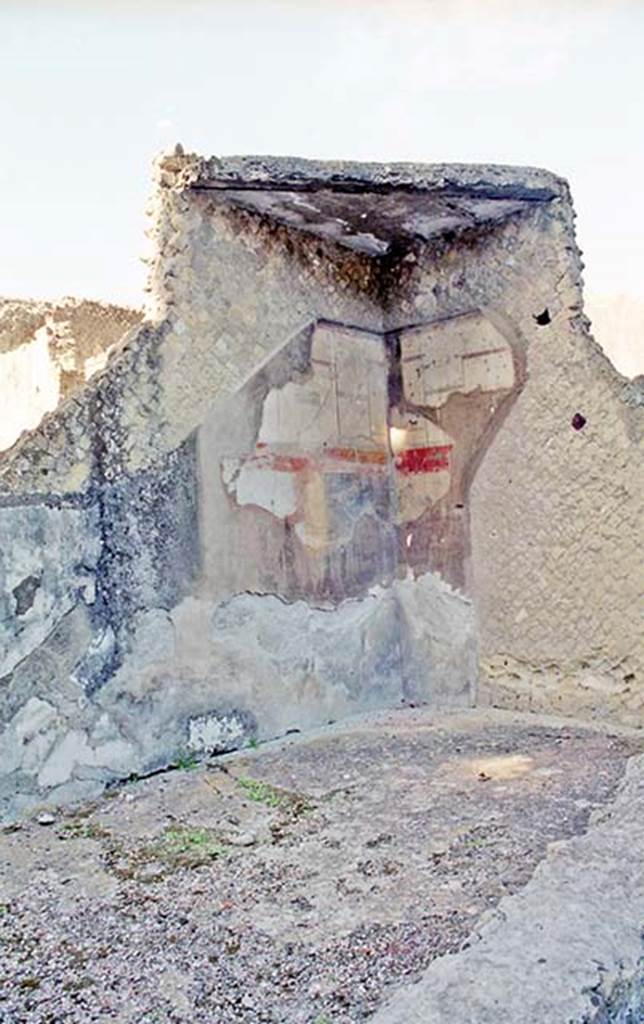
571 413 587 431
534 308 551 326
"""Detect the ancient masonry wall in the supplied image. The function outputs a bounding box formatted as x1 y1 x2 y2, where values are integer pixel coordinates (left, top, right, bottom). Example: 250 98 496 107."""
472 318 643 725
0 153 641 819
0 297 142 452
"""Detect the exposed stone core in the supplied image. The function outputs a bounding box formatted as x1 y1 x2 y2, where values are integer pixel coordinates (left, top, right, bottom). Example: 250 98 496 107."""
0 153 641 819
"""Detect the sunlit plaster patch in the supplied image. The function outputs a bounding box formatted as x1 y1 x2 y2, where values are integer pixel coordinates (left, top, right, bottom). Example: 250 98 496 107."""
221 456 298 518
462 754 535 781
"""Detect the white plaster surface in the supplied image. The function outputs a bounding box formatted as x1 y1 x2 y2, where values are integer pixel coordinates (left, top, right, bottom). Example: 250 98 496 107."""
187 711 248 753
400 312 514 407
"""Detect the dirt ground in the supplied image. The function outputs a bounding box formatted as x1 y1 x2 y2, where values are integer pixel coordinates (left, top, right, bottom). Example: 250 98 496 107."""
0 707 641 1024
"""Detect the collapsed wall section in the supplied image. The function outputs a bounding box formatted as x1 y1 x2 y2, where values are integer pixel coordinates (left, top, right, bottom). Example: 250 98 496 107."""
0 297 141 452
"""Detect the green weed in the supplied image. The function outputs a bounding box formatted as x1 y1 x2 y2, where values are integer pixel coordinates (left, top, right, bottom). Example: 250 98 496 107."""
175 751 200 771
237 776 283 807
57 819 109 841
153 826 227 864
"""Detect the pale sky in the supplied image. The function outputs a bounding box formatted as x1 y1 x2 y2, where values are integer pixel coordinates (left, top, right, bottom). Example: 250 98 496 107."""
1 0 643 374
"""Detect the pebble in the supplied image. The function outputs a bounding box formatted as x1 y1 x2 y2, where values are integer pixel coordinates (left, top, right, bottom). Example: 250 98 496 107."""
224 830 257 847
136 861 165 883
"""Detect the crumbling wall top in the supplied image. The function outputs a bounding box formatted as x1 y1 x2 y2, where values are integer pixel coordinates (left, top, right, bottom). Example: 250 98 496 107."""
0 296 141 358
156 150 569 203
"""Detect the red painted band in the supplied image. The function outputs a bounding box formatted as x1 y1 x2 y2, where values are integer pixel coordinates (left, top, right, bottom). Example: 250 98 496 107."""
395 445 451 474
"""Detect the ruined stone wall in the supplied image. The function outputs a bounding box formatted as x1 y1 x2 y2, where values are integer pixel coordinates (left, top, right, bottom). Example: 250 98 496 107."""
0 159 480 817
0 311 199 816
144 158 644 735
0 298 141 452
0 153 641 821
374 178 644 727
96 162 481 769
471 316 644 727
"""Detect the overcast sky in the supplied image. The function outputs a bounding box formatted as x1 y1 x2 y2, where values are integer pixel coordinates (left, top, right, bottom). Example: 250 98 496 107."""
1 0 642 373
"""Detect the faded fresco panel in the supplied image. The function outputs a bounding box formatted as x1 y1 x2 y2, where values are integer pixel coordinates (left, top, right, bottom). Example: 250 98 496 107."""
392 312 520 589
220 322 397 603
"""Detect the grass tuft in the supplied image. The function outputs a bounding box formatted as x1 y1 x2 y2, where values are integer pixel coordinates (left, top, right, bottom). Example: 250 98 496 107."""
237 776 283 807
152 826 227 863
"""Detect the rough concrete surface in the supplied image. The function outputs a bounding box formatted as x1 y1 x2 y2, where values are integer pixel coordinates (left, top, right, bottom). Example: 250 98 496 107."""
0 708 642 1023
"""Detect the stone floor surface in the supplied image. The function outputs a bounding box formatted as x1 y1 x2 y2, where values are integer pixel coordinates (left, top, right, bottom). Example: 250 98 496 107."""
0 707 642 1023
